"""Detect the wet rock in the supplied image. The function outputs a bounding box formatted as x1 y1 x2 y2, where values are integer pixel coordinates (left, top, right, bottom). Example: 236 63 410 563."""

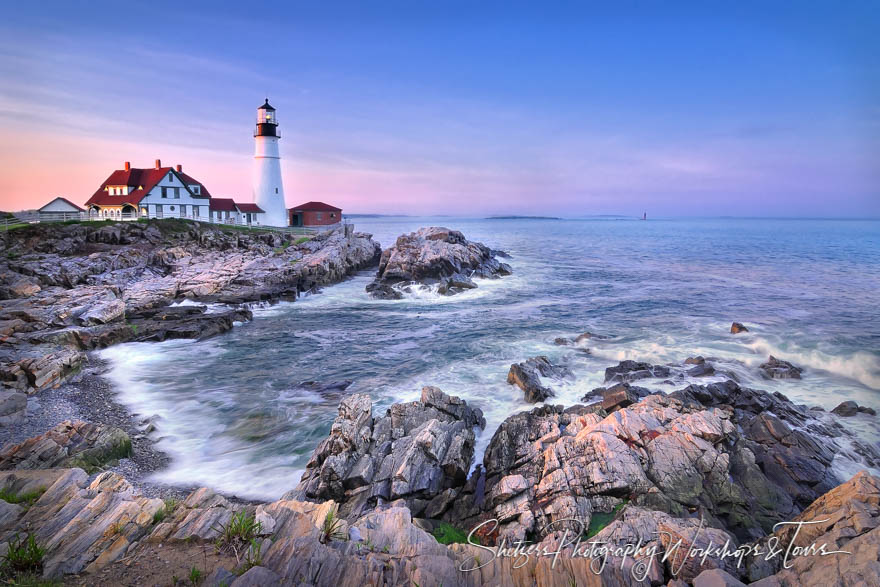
288 386 485 518
687 362 716 377
831 400 859 417
506 356 570 403
599 382 653 412
366 227 511 299
730 322 749 334
685 355 706 365
552 337 570 345
0 420 132 471
604 360 671 383
759 355 803 379
127 306 252 342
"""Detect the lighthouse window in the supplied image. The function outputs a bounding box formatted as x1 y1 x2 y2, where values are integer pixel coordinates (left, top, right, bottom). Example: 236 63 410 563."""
275 188 278 194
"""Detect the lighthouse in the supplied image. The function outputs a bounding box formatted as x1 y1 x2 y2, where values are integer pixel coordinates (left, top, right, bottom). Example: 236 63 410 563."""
252 99 288 226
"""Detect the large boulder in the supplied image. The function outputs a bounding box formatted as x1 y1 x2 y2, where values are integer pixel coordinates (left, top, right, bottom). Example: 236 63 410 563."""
0 390 27 426
366 227 511 299
604 359 671 383
287 387 485 519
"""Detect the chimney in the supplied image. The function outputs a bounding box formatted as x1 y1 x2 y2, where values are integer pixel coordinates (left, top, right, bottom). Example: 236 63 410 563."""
176 164 182 172
124 161 131 171
155 159 161 169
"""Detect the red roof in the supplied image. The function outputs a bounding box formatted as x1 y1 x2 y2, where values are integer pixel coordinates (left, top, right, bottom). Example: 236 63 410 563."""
85 165 211 207
209 198 238 212
39 197 84 212
235 202 264 213
290 201 342 212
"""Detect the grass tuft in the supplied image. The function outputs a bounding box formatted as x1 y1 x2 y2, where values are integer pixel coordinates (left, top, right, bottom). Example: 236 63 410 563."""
319 505 347 544
432 522 477 545
1 533 45 579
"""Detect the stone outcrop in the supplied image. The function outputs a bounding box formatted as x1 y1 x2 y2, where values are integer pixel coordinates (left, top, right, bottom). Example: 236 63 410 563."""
288 386 486 519
445 379 878 547
0 420 131 471
506 356 572 403
730 322 749 334
759 355 803 379
365 227 511 299
0 220 381 395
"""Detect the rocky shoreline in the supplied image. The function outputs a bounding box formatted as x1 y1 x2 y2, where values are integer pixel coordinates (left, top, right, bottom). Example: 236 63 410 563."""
2 221 879 586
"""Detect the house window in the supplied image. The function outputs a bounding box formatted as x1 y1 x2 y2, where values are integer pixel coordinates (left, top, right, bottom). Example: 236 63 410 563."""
330 213 336 218
169 206 175 212
192 186 200 195
317 212 323 221
192 206 200 217
161 187 168 198
168 172 173 181
174 187 180 199
180 205 187 216
275 188 278 193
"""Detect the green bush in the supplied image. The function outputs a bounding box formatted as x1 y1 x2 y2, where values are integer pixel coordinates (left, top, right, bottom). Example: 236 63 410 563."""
1 533 45 577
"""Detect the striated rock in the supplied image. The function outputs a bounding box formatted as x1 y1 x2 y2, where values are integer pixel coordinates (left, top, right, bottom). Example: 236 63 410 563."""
604 359 671 383
745 471 880 586
0 420 132 471
730 322 749 334
366 227 511 299
759 355 803 379
289 386 485 518
0 468 164 578
506 356 570 403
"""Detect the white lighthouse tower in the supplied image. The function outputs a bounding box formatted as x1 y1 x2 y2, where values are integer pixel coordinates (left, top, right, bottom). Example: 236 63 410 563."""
252 99 288 226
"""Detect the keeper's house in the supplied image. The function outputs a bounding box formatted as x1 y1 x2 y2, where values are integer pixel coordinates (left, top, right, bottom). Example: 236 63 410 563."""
84 160 264 225
288 201 342 227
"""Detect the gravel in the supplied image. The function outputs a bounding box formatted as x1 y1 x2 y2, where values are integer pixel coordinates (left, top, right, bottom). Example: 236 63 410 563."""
0 357 194 501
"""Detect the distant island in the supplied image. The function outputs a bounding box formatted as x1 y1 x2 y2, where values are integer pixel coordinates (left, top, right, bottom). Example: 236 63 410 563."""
485 215 563 220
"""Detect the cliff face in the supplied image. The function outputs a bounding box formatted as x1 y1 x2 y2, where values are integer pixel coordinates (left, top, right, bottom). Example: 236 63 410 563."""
0 219 381 397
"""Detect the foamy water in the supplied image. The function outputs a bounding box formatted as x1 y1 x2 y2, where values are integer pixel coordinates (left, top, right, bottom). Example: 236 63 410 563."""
99 217 880 499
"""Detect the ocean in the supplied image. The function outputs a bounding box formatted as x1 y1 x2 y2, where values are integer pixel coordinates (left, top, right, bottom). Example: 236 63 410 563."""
98 217 880 499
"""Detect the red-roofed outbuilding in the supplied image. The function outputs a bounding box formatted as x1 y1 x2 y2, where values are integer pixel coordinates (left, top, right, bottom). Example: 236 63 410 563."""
289 201 342 227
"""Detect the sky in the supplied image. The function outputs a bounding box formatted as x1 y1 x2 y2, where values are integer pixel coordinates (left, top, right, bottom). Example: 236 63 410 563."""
0 1 878 217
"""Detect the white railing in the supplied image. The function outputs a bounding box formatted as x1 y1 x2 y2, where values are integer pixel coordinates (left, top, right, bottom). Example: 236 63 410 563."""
4 211 352 235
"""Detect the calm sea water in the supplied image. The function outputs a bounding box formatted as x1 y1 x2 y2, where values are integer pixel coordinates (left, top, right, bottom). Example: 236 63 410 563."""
100 217 880 499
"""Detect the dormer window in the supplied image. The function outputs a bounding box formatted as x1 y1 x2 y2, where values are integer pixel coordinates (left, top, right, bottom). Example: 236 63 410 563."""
192 185 200 195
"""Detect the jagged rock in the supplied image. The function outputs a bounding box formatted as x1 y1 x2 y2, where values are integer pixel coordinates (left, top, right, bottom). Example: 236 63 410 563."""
452 380 876 546
831 400 859 416
759 355 803 379
366 227 511 298
289 387 485 518
0 390 26 426
128 306 252 342
1 221 381 392
506 356 571 403
0 469 164 578
730 322 749 334
604 359 671 383
0 420 132 471
745 471 880 585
